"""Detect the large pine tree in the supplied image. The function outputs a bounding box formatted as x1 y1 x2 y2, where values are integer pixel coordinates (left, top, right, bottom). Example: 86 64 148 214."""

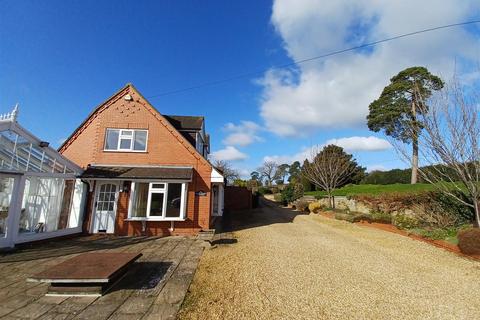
367 66 444 184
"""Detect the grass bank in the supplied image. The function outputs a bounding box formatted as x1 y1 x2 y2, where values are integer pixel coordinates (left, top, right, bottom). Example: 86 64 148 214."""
305 183 442 197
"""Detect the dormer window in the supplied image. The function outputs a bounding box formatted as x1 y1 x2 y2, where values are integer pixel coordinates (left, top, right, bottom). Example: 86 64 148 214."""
104 128 148 152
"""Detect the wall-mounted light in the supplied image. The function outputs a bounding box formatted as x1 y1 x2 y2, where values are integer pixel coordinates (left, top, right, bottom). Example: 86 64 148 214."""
121 181 131 193
124 94 133 101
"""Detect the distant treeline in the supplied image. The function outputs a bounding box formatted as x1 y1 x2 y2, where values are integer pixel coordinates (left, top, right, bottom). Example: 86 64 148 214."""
301 165 464 190
361 163 468 185
361 168 412 185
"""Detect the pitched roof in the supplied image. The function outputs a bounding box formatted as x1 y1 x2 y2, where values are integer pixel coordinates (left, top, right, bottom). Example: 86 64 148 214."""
81 165 193 181
163 115 204 131
58 83 212 168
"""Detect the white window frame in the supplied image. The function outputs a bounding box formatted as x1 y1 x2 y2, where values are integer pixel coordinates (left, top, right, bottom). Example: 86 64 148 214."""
104 128 148 152
127 181 188 221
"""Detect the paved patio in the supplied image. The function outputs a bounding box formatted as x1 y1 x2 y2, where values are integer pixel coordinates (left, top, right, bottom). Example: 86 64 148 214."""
0 235 205 319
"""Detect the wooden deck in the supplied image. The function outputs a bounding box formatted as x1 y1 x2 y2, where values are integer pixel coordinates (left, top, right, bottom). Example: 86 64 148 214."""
0 235 206 319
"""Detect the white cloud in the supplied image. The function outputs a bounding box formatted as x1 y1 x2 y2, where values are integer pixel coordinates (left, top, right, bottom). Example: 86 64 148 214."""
263 135 391 164
366 164 387 172
264 146 314 165
325 136 391 151
210 146 248 161
260 0 479 137
222 121 263 147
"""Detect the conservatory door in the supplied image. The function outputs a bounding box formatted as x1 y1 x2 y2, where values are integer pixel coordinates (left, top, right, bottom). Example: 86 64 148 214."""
92 182 119 234
0 175 17 248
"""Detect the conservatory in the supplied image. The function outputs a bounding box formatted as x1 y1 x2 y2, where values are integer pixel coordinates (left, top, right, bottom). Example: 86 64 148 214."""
0 106 86 249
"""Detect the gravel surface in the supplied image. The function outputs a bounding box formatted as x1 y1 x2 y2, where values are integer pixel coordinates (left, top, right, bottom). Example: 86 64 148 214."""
179 200 480 320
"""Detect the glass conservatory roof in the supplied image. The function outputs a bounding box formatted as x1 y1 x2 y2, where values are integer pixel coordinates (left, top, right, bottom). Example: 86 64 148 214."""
0 121 80 175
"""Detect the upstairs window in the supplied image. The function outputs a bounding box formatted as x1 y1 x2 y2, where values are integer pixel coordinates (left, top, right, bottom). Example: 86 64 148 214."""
104 129 148 152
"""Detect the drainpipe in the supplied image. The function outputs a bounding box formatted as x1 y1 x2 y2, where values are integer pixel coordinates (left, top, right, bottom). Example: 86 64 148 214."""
169 221 174 232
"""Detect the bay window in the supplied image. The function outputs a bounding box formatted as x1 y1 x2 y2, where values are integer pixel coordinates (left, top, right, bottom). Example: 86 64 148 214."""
129 182 187 220
104 129 148 152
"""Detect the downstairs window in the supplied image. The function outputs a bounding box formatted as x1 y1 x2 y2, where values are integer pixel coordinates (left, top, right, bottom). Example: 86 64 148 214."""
129 182 187 220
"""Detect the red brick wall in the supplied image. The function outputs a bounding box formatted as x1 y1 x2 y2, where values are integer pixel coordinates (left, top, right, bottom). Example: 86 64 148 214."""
61 85 212 236
224 186 252 211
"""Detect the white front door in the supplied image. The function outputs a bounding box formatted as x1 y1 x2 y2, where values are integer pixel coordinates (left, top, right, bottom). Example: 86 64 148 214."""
92 182 119 234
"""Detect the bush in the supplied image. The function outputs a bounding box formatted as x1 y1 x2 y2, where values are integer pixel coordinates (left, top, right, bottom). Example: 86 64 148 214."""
295 200 309 212
458 228 480 255
335 212 355 223
411 227 458 241
293 183 304 201
423 191 474 225
392 214 419 230
258 187 272 195
370 211 392 224
280 184 294 204
280 183 304 205
351 213 373 223
308 202 324 213
273 193 282 203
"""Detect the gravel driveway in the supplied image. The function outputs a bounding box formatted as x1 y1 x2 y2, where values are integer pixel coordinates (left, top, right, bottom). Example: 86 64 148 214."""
179 199 480 320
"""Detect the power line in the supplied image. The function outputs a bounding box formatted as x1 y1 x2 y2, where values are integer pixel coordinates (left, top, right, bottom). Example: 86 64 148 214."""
147 19 480 99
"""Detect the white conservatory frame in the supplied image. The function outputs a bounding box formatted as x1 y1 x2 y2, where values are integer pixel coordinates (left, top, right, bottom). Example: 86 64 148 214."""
0 106 86 249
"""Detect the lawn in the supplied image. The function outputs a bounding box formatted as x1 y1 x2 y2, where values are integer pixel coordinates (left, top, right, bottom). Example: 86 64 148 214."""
305 183 440 197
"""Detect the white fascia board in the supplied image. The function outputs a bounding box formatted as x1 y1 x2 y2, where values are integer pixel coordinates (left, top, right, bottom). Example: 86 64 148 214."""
211 167 224 183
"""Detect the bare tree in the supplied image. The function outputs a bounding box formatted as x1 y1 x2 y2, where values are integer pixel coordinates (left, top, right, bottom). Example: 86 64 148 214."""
258 161 277 186
302 145 363 209
213 160 240 185
392 79 480 227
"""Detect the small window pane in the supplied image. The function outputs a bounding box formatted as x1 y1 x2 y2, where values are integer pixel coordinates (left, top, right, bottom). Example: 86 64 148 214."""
121 130 133 136
166 183 182 218
119 138 132 150
105 130 119 150
149 193 164 216
151 183 165 189
134 131 147 151
132 183 148 218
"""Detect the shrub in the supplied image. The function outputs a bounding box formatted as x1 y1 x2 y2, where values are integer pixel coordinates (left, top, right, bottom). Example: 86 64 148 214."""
295 200 309 212
370 211 392 224
408 227 457 241
280 183 304 205
273 193 282 203
351 213 372 223
334 212 355 223
293 183 304 201
423 191 474 225
258 187 272 195
308 202 324 214
458 228 480 255
392 214 419 230
280 184 295 204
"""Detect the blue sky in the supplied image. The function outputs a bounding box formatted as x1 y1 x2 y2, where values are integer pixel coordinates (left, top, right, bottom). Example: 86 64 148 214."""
1 0 479 177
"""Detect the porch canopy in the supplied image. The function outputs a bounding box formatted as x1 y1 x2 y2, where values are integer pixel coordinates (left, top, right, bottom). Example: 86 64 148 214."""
82 165 194 224
0 106 86 248
81 165 193 181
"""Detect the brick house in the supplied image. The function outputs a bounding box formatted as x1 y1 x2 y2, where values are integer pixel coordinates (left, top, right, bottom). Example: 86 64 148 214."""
59 84 224 237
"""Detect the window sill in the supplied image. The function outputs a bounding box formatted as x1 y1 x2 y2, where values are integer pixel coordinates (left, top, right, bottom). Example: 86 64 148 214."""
102 150 148 153
124 218 186 222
